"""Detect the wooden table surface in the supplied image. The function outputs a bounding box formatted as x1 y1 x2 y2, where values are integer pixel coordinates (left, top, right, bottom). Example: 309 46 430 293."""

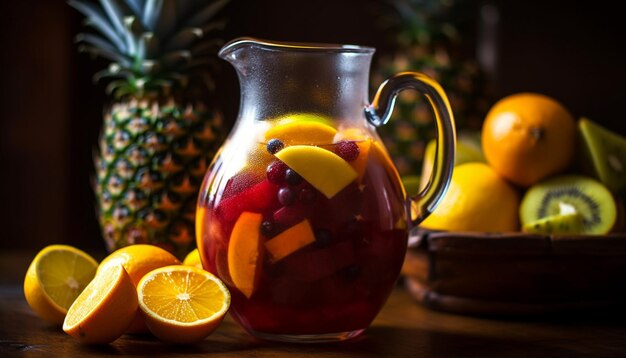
3 250 626 357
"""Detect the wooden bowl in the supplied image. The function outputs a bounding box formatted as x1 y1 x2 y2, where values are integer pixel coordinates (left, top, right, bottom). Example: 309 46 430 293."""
401 229 626 316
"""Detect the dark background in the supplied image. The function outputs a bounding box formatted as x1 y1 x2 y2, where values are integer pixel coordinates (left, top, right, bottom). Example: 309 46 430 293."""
1 0 625 251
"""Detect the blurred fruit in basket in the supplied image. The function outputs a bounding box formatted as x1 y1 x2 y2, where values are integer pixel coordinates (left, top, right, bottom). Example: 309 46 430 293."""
520 175 617 235
419 131 485 191
420 162 519 232
578 117 626 197
482 93 576 187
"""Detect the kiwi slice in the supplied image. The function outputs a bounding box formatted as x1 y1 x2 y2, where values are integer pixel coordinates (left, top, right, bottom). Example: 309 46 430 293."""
520 175 617 235
579 117 626 195
522 212 584 235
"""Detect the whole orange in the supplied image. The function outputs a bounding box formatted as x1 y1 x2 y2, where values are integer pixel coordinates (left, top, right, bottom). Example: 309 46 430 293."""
481 93 576 187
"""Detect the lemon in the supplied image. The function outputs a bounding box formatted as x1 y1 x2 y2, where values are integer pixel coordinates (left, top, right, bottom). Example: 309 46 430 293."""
420 162 520 232
264 115 337 145
137 265 230 344
183 248 203 269
275 145 357 198
24 245 98 325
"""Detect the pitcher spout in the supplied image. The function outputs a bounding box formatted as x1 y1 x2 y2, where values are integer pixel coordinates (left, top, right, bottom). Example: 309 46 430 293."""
218 37 376 121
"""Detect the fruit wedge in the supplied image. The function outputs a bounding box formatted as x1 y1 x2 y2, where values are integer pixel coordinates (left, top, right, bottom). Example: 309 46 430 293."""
24 245 98 325
63 263 137 344
265 113 336 145
264 219 316 262
97 244 181 333
228 212 264 298
520 175 617 235
137 265 230 344
579 117 626 195
522 212 584 235
183 248 203 269
265 116 337 145
275 145 357 198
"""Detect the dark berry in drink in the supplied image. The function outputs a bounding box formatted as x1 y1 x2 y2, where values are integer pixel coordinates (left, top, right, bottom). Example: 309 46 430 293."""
266 138 284 154
266 161 288 185
285 169 303 186
342 264 361 282
261 220 276 237
314 228 332 248
334 141 360 162
278 187 296 206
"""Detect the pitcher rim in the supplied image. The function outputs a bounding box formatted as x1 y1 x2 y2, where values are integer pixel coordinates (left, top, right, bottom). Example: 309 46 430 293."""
218 37 376 58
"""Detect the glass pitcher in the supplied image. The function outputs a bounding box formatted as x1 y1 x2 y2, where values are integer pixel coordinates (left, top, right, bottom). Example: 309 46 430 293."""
197 37 456 343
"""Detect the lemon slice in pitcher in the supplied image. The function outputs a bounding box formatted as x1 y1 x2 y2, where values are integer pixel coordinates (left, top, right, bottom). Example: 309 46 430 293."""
276 145 357 198
264 114 337 145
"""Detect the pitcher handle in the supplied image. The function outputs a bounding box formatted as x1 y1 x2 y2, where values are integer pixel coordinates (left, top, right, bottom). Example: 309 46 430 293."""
365 72 456 226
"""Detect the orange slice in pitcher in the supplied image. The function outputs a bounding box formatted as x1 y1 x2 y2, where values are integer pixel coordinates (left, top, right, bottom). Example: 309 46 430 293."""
275 145 357 198
264 219 316 262
227 212 264 298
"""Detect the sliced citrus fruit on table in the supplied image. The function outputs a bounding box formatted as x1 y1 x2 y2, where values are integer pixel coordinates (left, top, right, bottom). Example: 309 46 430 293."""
137 265 231 344
183 248 203 269
63 263 138 344
227 212 263 298
98 244 181 333
275 145 357 198
24 245 98 325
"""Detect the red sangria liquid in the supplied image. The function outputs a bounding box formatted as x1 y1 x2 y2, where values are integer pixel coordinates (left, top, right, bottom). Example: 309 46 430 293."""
197 120 407 339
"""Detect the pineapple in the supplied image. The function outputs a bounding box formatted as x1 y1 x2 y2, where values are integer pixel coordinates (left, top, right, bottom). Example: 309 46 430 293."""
70 0 229 259
373 0 491 176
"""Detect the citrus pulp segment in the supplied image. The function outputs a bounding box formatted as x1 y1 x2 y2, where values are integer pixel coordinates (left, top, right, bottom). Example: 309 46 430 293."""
24 245 98 325
137 265 230 344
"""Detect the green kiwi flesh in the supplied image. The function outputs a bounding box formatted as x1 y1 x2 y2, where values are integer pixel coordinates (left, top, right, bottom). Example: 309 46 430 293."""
520 175 617 235
579 118 626 196
522 213 584 235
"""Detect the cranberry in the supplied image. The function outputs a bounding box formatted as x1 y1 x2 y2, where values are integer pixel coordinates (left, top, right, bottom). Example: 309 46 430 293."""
334 141 360 162
278 187 296 206
342 264 361 282
266 161 288 185
266 138 284 154
285 169 303 186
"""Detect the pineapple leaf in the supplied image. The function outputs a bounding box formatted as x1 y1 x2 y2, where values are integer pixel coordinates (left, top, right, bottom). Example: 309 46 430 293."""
79 44 132 67
191 39 222 56
201 19 227 34
105 79 131 95
69 0 127 52
143 0 162 31
93 67 135 82
124 0 144 15
123 16 139 57
99 0 133 37
163 28 203 52
186 0 229 28
75 33 119 54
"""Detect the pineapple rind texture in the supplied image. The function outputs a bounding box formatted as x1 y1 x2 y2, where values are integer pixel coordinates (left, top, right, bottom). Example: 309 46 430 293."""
95 100 223 259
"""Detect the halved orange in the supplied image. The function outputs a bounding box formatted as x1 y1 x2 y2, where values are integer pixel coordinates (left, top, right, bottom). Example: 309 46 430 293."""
63 263 138 344
98 244 181 333
24 245 98 325
137 265 231 344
